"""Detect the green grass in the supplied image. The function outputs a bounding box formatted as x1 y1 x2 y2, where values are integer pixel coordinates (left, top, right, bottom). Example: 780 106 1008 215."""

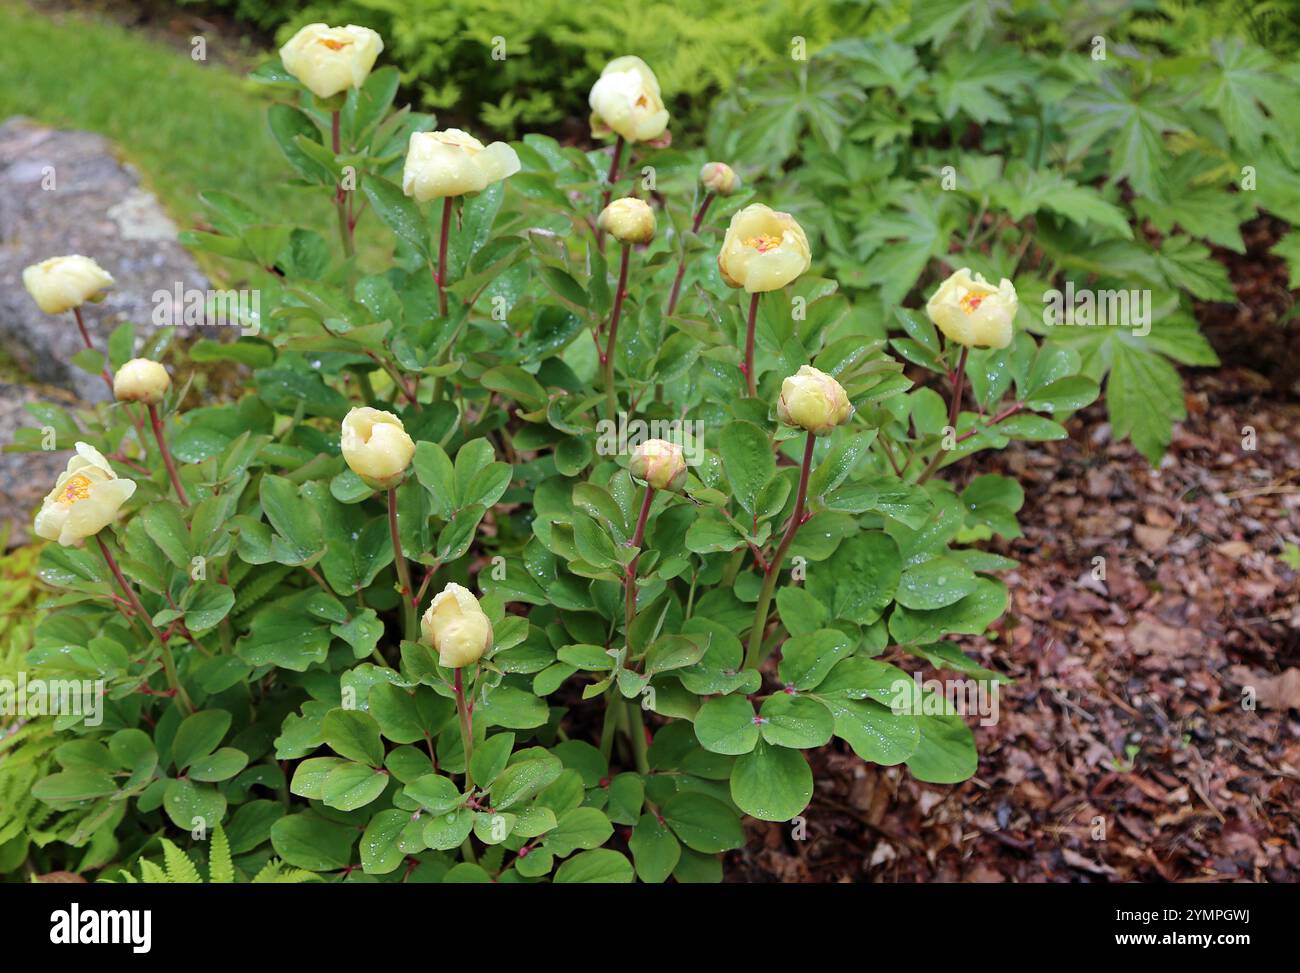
0 2 314 254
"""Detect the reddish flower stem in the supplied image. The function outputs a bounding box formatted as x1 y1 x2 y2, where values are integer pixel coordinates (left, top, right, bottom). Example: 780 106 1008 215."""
147 403 189 507
387 487 417 641
96 536 192 713
602 243 632 420
665 191 715 315
744 431 816 670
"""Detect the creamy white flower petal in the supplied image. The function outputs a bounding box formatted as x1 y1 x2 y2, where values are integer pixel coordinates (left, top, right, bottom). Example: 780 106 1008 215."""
402 129 520 201
22 256 114 314
589 56 670 143
280 24 383 100
421 582 493 668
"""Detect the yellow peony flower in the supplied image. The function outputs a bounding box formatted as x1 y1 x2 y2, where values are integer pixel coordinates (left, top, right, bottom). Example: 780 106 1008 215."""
401 129 521 202
113 358 171 405
700 162 739 196
340 407 415 489
717 204 811 293
925 268 1018 350
34 443 137 547
777 365 853 437
421 582 493 669
22 256 114 315
598 197 656 245
279 23 383 100
588 56 670 143
629 439 687 492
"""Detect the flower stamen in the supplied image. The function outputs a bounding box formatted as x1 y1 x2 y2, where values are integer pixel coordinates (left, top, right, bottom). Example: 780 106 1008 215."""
744 234 782 254
59 474 93 505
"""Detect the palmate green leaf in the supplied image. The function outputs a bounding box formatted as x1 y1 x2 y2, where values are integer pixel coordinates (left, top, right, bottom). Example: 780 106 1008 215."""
905 0 1002 50
860 192 959 305
1197 38 1295 151
1133 155 1252 253
725 58 862 170
1065 72 1187 198
1106 340 1187 465
1151 235 1235 301
994 164 1132 239
1272 232 1300 290
932 47 1035 124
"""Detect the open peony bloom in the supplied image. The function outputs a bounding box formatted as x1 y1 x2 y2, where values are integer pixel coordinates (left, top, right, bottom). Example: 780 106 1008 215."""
925 268 1018 350
718 204 811 293
777 365 853 437
629 439 687 492
421 582 493 668
34 443 136 547
598 197 656 245
588 56 670 143
402 129 520 202
340 407 415 489
700 161 739 196
279 23 383 100
114 358 171 405
22 256 114 315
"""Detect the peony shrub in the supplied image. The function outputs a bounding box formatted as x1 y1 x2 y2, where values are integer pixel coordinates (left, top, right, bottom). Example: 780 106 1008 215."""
10 31 1102 883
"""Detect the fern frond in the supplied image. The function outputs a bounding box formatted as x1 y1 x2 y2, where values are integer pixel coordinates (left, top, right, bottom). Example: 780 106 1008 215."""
208 825 234 884
160 839 202 884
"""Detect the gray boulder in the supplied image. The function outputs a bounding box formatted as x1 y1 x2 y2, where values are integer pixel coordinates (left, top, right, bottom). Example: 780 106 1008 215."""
0 117 207 403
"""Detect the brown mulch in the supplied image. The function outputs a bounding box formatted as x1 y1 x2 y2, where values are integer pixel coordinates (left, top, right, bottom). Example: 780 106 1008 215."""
729 370 1300 882
1197 215 1299 399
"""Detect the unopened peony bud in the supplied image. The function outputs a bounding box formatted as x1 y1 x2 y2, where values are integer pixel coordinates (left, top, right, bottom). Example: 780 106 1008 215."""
777 365 853 436
421 582 493 668
629 439 687 492
22 255 114 315
925 268 1018 350
279 23 383 100
113 358 171 405
340 407 415 489
598 197 656 245
33 443 136 547
401 129 521 201
700 162 738 196
588 56 669 144
718 204 811 293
